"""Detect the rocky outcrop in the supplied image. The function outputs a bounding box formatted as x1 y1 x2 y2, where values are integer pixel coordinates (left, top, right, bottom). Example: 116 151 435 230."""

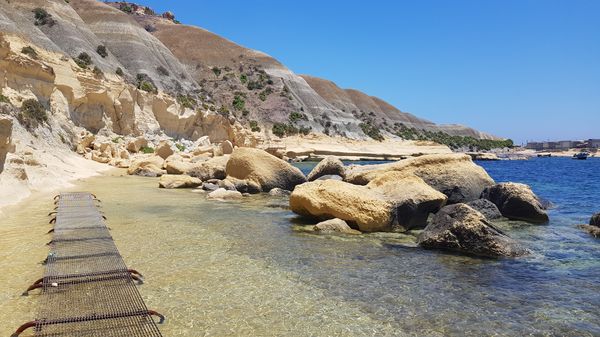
466 199 503 220
346 154 495 204
481 183 549 223
417 204 528 258
187 156 228 181
158 174 202 189
579 213 600 238
225 148 306 191
0 115 13 173
289 180 393 232
367 172 447 231
306 156 346 181
313 218 361 235
127 155 165 177
207 188 243 200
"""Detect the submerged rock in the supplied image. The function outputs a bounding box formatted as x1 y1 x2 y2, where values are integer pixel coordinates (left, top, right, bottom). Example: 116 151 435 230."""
158 174 202 189
466 199 503 220
225 148 306 191
207 188 243 200
481 183 549 223
290 180 393 232
201 182 219 191
417 204 528 258
345 154 495 204
268 188 291 197
127 155 165 177
590 213 600 227
307 156 346 181
314 218 361 235
367 172 447 231
224 177 261 194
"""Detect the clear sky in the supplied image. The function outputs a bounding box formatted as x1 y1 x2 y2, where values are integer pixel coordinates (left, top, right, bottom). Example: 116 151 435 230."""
134 0 599 144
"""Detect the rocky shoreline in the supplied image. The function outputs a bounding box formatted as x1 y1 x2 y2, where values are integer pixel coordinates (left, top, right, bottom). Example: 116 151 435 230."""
81 132 556 259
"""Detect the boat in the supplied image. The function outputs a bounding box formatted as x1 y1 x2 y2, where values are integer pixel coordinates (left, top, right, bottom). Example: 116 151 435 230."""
572 152 589 160
537 153 551 157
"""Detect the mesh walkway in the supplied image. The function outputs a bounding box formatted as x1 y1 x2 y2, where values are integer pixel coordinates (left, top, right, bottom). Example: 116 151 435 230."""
13 192 164 337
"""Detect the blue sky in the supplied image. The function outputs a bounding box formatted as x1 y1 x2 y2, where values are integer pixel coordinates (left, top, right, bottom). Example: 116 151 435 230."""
134 0 599 144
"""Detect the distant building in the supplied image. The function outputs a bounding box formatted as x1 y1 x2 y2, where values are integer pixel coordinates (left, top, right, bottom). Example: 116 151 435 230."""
557 141 573 150
542 142 558 150
589 139 600 148
525 142 543 150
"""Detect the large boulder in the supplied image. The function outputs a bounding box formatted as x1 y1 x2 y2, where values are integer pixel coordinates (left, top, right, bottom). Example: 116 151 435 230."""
187 156 228 181
0 116 13 173
313 218 361 235
417 204 528 258
345 154 495 203
164 156 193 175
466 199 503 220
307 156 346 181
226 148 306 191
127 155 165 177
155 140 174 159
367 172 447 231
158 174 202 189
481 183 549 223
290 180 394 232
224 177 261 194
126 136 148 153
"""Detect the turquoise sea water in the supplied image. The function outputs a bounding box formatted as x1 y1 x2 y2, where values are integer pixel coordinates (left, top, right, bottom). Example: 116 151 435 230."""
1 158 598 336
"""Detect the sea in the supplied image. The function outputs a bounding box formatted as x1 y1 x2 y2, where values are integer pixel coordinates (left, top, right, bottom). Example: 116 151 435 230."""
0 157 598 336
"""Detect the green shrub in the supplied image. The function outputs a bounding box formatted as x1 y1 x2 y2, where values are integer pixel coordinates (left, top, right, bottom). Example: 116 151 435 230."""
74 52 92 69
156 65 169 76
259 87 273 101
33 8 56 27
92 66 103 78
272 123 286 137
18 98 47 129
175 143 185 152
21 46 38 59
211 67 221 77
119 3 132 13
0 94 10 104
136 74 157 93
289 111 306 123
217 105 229 116
96 45 108 58
232 95 245 111
140 146 154 154
116 67 124 76
177 94 196 109
360 122 384 141
249 120 260 132
239 74 248 84
111 136 123 143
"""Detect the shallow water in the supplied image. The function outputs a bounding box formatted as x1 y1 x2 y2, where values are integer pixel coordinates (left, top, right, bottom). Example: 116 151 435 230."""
1 158 599 336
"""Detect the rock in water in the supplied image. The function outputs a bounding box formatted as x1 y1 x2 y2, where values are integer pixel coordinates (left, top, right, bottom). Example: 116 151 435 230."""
417 204 528 258
345 154 495 204
466 199 503 220
225 148 306 191
207 188 243 200
127 155 165 177
367 172 447 231
481 183 549 223
187 156 228 181
307 156 346 181
590 213 600 227
158 174 202 189
224 177 261 194
314 219 361 235
290 180 394 232
268 188 291 197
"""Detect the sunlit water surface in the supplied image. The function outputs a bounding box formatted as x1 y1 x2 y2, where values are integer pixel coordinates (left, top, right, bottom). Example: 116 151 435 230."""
1 157 599 336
